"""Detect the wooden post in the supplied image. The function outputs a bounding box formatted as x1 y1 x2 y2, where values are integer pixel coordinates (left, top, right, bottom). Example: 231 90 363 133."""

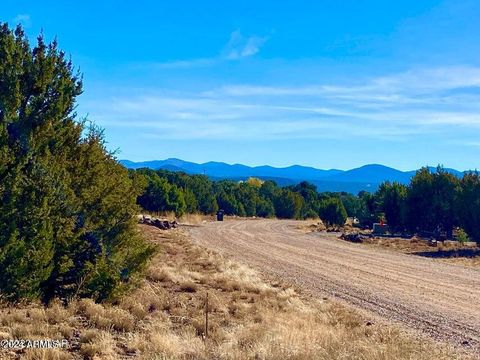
205 291 209 341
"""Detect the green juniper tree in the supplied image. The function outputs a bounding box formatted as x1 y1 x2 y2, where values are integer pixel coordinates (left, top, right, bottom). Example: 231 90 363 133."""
274 189 304 219
0 24 154 302
406 167 458 237
318 197 347 227
376 181 407 233
456 172 480 241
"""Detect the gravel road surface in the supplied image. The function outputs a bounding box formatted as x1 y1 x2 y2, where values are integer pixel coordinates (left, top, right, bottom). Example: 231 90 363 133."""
188 219 480 354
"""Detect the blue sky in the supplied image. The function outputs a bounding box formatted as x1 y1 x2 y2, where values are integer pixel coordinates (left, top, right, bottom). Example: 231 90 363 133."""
3 0 480 170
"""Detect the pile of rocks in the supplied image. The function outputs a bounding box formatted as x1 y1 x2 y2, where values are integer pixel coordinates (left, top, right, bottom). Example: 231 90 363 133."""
138 215 178 230
340 232 372 243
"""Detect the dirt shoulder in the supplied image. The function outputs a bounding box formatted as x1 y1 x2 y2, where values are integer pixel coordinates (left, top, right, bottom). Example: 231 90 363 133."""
189 218 480 357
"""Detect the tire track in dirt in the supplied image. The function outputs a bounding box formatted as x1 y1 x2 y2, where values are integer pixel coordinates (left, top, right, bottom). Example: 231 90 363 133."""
188 219 480 355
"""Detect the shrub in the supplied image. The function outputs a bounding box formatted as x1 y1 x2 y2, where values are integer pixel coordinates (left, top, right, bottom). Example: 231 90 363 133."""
302 208 319 220
456 228 469 244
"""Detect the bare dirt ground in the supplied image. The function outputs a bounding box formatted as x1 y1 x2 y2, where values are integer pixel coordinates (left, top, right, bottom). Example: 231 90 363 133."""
188 219 480 356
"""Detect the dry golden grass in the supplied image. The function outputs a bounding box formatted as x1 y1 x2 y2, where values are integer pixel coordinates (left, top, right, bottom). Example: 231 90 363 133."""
178 213 213 225
0 224 472 359
295 220 326 233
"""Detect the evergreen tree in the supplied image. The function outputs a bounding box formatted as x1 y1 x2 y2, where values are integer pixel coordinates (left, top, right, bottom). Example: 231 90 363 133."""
214 180 241 215
183 188 199 214
0 24 153 302
185 174 218 214
456 172 480 241
255 197 275 218
259 180 277 202
290 181 320 218
339 192 363 218
376 182 407 232
407 167 458 236
137 171 171 212
236 182 258 217
274 189 304 219
318 197 347 227
216 190 238 215
356 191 380 227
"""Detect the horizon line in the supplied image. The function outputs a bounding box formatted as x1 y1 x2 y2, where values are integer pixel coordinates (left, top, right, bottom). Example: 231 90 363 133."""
119 157 475 173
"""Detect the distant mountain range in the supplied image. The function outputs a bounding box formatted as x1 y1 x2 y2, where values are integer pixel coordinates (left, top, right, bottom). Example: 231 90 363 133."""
120 158 469 194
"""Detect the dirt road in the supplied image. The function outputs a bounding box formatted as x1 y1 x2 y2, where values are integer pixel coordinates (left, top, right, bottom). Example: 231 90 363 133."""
188 219 480 354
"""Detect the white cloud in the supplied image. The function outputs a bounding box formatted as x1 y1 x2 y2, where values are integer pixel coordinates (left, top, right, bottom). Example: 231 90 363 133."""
222 30 268 60
148 30 269 69
13 14 31 28
210 66 480 99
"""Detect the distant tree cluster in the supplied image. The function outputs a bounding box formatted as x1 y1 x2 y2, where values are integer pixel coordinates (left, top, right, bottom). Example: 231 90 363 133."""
0 24 154 303
330 167 477 241
133 169 348 225
289 167 480 243
134 166 480 242
373 167 480 241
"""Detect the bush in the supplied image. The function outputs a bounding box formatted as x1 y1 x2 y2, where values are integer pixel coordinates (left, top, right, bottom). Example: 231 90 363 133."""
456 228 469 244
302 208 319 220
0 24 154 302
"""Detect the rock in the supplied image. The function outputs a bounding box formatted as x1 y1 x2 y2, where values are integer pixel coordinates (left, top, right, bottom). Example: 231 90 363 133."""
138 215 178 230
340 232 370 243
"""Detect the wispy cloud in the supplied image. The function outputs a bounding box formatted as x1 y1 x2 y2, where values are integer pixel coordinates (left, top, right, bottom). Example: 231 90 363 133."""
222 30 268 60
150 30 269 69
13 14 31 28
209 66 480 98
82 65 480 143
153 58 216 69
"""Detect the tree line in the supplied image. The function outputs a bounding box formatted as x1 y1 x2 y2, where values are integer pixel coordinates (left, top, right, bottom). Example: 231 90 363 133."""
132 168 349 225
133 166 480 242
371 167 480 241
